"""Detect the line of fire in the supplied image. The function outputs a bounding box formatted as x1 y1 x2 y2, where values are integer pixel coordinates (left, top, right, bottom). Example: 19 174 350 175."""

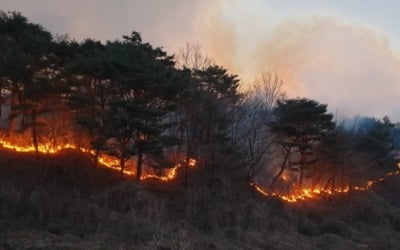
1 11 400 204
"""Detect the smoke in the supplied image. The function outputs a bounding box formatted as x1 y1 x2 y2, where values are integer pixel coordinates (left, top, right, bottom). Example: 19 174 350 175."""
2 0 400 121
0 0 207 53
253 17 400 121
193 0 239 73
197 3 400 121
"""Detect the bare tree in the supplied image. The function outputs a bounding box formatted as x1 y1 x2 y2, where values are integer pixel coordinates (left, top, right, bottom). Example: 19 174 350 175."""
248 72 285 111
235 72 285 182
176 42 212 70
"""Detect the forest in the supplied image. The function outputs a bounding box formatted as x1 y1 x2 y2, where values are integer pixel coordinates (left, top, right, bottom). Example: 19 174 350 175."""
1 11 400 249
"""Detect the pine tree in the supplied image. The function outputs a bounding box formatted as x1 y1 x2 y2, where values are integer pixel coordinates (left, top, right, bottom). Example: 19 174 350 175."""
103 32 184 179
269 98 334 188
0 11 55 152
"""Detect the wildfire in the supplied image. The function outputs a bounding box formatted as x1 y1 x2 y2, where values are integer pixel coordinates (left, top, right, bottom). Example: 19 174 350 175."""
0 135 398 203
0 136 196 182
251 162 400 203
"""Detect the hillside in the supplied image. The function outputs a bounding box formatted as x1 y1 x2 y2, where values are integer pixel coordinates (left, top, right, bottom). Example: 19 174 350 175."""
1 5 400 250
0 150 400 250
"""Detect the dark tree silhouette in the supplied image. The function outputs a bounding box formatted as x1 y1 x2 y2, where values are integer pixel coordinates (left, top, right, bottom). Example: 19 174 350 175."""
269 98 334 189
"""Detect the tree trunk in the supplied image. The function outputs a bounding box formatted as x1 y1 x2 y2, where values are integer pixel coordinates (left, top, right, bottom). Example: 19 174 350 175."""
311 172 323 191
120 157 125 173
94 148 99 167
31 111 39 154
136 149 143 181
8 85 18 135
270 147 290 190
340 166 345 192
299 150 305 188
183 154 189 187
0 82 3 119
183 136 192 187
331 175 336 193
323 176 333 192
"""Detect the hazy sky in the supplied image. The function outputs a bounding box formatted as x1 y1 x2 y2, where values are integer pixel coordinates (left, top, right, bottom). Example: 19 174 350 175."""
1 0 400 121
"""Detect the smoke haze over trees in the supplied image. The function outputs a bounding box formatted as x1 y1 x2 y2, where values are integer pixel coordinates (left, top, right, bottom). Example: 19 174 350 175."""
1 9 400 250
1 1 400 121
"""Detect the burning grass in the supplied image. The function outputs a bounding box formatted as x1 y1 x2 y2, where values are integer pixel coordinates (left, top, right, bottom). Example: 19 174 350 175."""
0 133 196 183
251 162 400 203
1 132 399 204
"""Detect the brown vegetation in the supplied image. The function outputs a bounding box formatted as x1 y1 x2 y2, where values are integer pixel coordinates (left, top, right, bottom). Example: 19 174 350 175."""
0 149 400 249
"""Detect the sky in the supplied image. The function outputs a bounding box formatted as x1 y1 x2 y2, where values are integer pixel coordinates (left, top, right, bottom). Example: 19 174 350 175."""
1 0 400 121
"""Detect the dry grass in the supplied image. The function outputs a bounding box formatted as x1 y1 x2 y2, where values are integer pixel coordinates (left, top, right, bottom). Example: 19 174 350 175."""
0 150 400 249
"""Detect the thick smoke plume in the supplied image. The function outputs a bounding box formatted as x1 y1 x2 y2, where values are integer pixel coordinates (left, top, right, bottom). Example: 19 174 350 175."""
198 2 400 121
253 17 400 121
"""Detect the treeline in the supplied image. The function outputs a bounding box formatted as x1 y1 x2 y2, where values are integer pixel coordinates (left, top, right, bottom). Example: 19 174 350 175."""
0 11 399 190
0 11 241 182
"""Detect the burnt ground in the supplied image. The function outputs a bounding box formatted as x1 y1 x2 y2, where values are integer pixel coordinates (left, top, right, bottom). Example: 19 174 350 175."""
0 149 400 249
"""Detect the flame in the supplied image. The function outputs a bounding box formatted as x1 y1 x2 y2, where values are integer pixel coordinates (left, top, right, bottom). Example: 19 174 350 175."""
187 158 197 167
1 134 398 202
0 136 196 182
251 162 400 203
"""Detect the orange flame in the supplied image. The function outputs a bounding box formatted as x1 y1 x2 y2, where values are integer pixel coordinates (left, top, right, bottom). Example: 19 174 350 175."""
251 162 400 203
0 137 196 182
1 135 398 202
